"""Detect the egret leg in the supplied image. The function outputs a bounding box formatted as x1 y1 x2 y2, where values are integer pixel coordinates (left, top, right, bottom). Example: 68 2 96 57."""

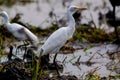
16 41 29 54
23 46 28 60
53 52 60 76
40 54 49 67
23 47 35 64
7 45 13 61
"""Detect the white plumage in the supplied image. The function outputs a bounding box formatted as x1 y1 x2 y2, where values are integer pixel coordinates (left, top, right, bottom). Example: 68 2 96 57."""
41 27 70 55
39 6 87 56
0 11 39 46
34 6 87 77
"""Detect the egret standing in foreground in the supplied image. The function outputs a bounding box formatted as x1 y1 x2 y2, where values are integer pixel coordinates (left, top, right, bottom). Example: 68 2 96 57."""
37 6 87 76
0 11 39 48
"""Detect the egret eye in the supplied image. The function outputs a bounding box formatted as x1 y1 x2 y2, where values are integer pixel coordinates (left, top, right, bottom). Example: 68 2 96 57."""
69 6 76 12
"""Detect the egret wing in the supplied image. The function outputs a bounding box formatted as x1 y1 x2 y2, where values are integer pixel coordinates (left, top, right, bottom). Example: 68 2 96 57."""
42 27 68 55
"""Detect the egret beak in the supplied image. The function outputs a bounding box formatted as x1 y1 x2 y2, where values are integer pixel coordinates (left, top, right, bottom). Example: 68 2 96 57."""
76 7 87 11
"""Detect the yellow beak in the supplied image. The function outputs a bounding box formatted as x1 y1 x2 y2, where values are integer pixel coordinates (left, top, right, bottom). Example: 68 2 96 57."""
76 7 87 11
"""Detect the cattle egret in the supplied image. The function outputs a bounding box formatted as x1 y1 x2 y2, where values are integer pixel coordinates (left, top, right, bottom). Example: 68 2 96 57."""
0 11 39 48
37 6 87 76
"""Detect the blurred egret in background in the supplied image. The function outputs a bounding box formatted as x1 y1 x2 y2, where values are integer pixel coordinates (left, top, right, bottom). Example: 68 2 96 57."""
0 11 39 49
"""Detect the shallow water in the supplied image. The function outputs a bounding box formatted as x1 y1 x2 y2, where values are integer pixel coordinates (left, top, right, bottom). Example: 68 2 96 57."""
1 40 120 79
55 43 119 78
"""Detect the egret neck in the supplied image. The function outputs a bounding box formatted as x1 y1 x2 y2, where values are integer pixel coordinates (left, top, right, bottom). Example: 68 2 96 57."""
67 9 75 38
3 13 10 25
2 13 13 32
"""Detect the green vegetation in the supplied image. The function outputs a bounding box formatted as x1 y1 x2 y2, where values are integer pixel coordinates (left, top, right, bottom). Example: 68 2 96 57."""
75 26 115 43
0 0 33 7
85 74 101 80
28 24 58 37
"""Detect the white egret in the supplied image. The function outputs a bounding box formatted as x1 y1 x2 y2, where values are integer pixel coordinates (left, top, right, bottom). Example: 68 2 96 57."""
37 6 87 76
0 11 39 48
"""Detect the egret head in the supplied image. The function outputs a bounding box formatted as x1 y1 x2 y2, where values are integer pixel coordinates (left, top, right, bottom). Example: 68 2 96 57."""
68 6 87 14
0 11 8 18
0 11 9 23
